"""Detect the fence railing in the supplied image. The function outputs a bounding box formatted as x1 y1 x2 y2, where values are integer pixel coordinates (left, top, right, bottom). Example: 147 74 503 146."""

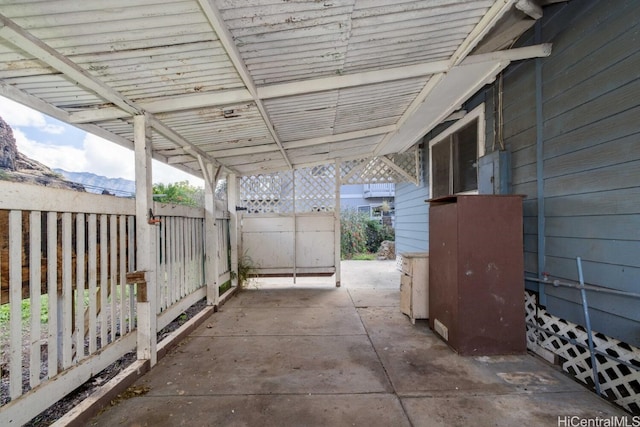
217 214 232 288
0 181 231 425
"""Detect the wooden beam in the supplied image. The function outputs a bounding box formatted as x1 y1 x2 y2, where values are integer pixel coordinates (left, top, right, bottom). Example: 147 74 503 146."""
133 114 157 365
258 60 450 99
68 89 254 124
516 0 543 19
66 45 548 124
374 44 552 156
374 73 445 156
146 116 226 171
208 144 280 158
197 0 292 170
0 14 140 116
462 43 552 65
0 80 70 123
378 61 509 156
283 125 395 150
449 0 518 66
167 154 197 165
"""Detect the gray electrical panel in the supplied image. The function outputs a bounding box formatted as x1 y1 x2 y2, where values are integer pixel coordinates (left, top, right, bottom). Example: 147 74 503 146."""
478 150 511 195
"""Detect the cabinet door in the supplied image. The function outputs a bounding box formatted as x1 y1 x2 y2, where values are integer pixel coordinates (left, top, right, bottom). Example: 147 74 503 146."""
400 274 412 317
428 203 458 339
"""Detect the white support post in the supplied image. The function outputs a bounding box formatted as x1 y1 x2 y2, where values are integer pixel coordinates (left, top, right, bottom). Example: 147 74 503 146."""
202 161 220 306
334 161 341 287
292 169 297 285
134 114 157 366
227 174 239 289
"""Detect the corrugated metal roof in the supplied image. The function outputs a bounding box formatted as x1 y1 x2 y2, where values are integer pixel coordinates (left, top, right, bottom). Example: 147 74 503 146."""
0 0 550 178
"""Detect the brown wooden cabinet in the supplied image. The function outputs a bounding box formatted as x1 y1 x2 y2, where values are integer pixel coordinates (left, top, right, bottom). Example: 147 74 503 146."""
428 195 525 356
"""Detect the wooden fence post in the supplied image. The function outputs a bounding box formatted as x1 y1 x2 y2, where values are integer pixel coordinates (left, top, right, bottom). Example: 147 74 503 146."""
134 114 157 366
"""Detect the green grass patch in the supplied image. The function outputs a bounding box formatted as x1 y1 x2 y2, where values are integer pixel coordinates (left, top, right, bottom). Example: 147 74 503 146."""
219 280 232 295
0 296 49 326
350 253 377 261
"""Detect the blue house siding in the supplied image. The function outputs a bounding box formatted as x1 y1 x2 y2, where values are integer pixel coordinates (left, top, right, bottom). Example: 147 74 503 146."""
394 185 429 254
486 0 640 346
340 184 369 211
394 142 429 255
395 0 640 346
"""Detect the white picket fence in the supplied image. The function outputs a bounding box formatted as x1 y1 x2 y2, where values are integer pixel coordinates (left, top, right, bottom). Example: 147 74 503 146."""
0 181 231 424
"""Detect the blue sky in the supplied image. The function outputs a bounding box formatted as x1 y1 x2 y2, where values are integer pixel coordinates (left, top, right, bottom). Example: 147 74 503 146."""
0 96 203 186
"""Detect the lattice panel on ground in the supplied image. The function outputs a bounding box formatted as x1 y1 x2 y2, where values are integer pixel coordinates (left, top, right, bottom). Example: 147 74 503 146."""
525 291 640 413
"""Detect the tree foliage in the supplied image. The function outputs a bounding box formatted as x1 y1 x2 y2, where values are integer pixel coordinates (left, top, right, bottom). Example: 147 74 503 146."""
340 210 395 259
341 210 369 258
153 181 203 207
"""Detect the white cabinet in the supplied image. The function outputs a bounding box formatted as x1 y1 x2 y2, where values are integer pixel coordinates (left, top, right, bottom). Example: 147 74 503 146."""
399 252 429 324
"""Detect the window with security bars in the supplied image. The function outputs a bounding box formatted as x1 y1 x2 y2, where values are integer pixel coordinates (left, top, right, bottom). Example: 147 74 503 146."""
429 104 485 198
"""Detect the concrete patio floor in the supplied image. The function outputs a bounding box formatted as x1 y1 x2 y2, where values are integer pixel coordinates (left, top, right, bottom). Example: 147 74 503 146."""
90 260 627 426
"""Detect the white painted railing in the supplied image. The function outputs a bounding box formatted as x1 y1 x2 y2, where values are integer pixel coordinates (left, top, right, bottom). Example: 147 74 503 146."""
362 183 395 198
154 204 207 331
217 213 232 288
0 181 231 425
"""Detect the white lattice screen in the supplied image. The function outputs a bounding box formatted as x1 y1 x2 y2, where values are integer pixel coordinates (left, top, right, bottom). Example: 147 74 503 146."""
525 291 640 413
239 147 420 213
239 166 336 214
294 165 336 213
239 171 294 214
341 146 420 185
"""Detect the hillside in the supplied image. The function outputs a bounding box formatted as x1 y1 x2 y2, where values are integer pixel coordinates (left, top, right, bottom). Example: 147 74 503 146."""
0 116 84 191
54 169 135 197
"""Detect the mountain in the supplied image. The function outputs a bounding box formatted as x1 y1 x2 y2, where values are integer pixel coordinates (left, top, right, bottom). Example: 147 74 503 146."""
54 169 135 197
0 116 84 191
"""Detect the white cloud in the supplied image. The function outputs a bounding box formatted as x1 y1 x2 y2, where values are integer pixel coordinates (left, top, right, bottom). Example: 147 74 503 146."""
4 96 203 186
83 133 135 180
15 128 202 186
14 128 89 171
0 97 65 134
83 134 202 185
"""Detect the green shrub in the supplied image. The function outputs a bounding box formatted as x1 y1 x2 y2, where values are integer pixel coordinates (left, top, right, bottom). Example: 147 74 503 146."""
364 219 395 253
340 210 368 258
153 181 203 207
341 210 395 259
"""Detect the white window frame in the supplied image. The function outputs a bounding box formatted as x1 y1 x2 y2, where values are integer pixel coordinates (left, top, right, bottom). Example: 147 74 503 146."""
428 103 486 198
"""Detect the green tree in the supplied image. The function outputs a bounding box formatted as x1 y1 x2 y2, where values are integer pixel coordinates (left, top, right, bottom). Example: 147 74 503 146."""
153 181 203 207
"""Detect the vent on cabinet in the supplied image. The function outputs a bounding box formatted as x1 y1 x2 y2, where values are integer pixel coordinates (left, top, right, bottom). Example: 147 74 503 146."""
434 318 449 341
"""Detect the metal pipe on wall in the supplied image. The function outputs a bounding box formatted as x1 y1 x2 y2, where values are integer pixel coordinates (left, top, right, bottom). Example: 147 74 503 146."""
535 20 547 306
577 257 602 396
527 276 640 299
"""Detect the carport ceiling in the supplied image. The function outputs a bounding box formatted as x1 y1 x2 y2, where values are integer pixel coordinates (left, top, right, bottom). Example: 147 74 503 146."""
0 0 552 178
